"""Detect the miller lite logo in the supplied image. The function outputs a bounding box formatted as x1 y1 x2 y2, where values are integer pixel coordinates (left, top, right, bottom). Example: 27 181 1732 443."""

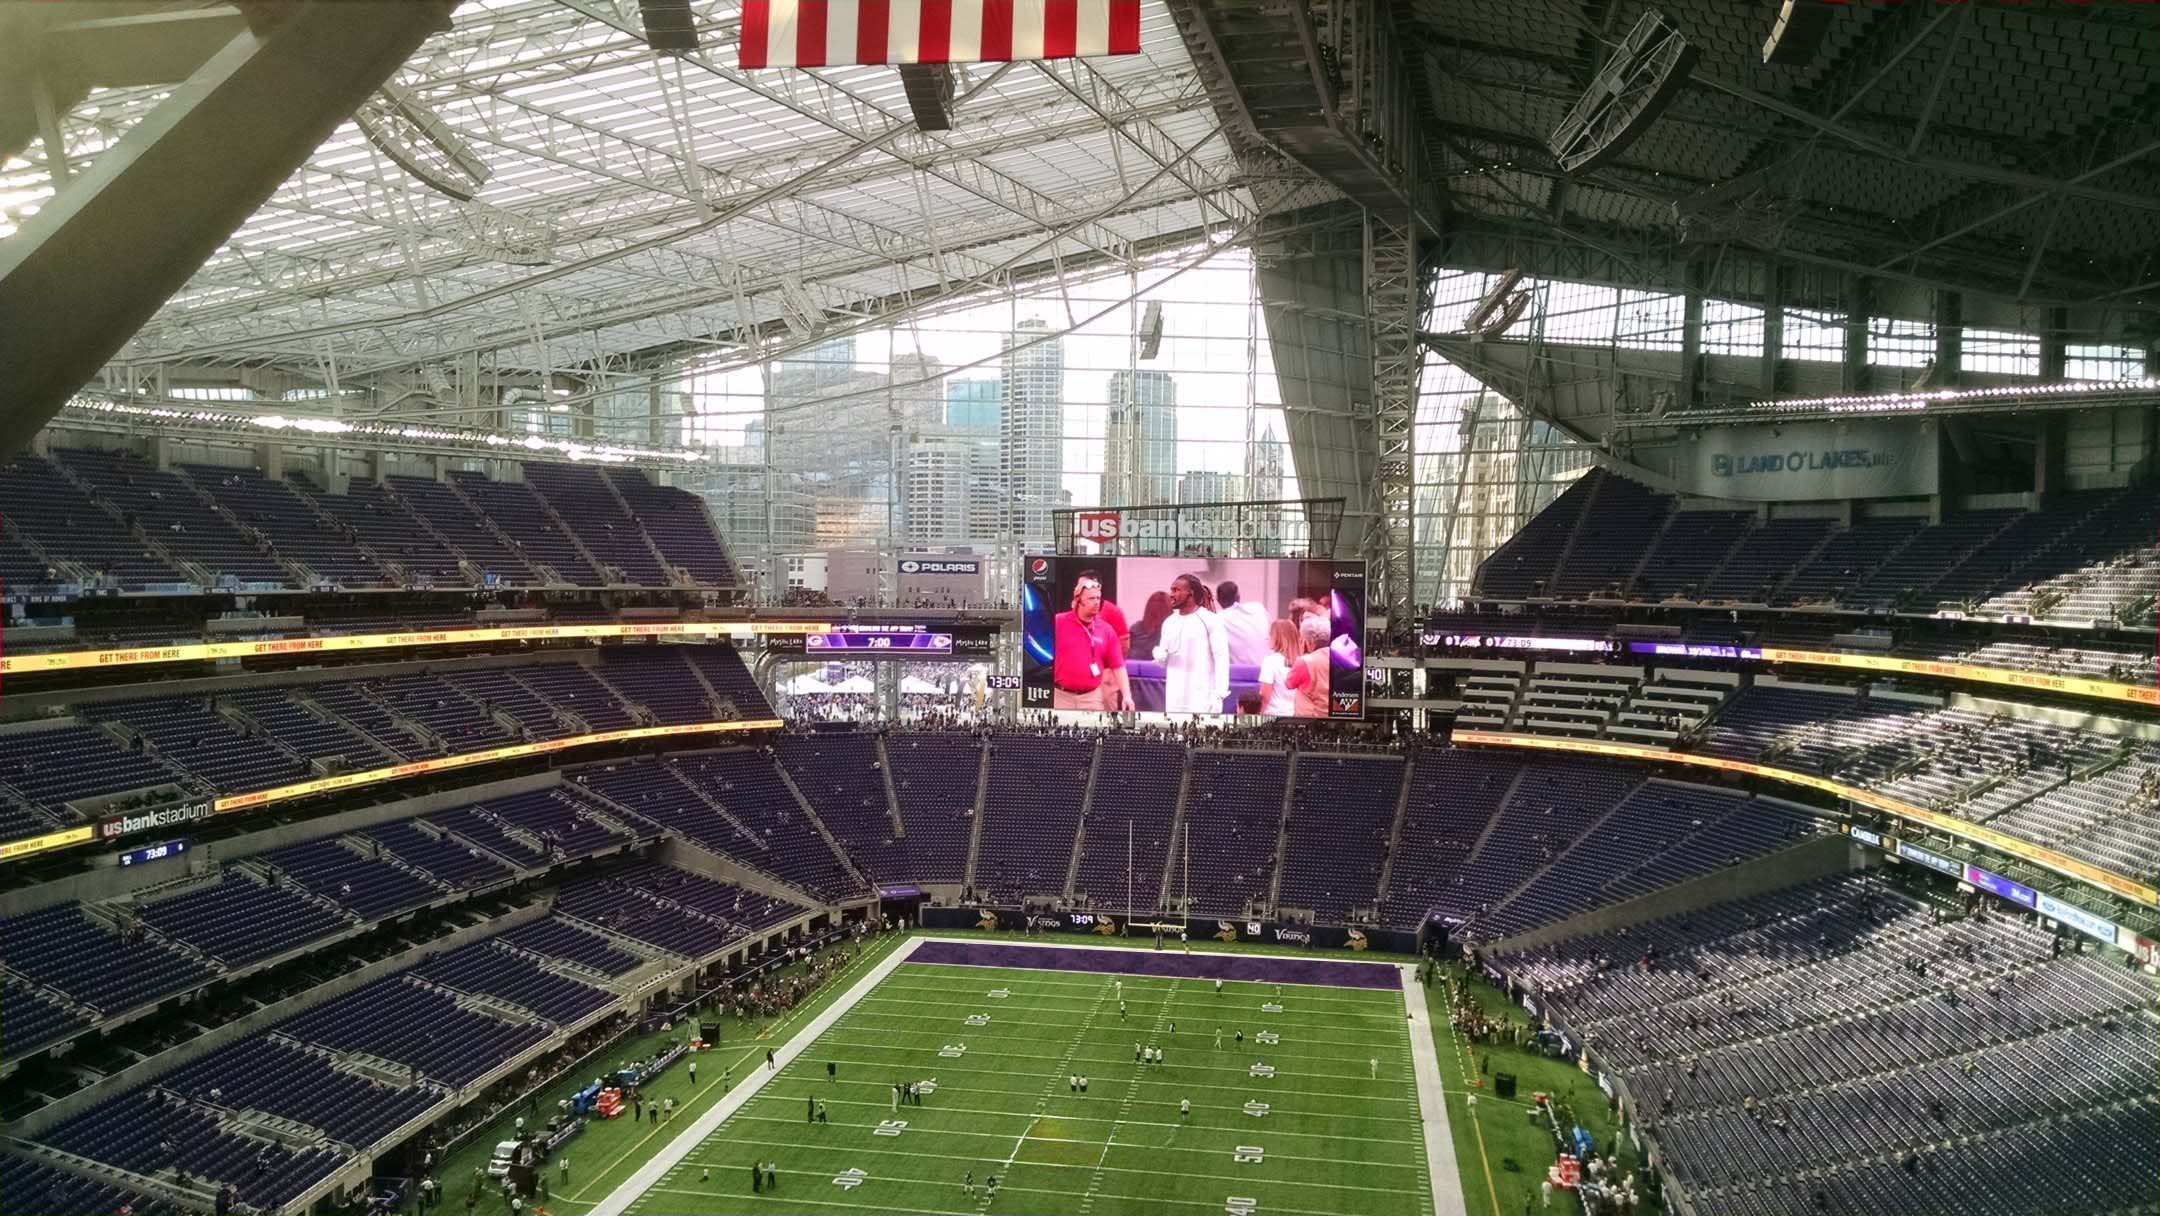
1074 511 1122 541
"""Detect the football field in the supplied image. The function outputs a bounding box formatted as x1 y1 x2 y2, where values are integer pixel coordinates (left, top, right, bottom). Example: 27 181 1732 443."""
599 938 1453 1216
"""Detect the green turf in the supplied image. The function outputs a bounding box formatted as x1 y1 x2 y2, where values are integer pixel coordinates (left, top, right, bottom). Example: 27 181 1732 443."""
1422 963 1659 1216
620 954 1435 1216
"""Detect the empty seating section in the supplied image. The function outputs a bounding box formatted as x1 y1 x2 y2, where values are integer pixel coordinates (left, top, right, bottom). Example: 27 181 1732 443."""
599 647 717 724
135 873 353 967
300 475 467 584
39 1092 340 1208
524 462 668 585
386 475 541 585
606 468 735 583
553 862 789 957
425 803 550 868
259 839 441 921
281 975 549 1088
885 734 982 882
1276 754 1400 922
1473 785 1814 938
417 940 612 1024
1470 469 2157 624
1776 516 1923 606
3 1155 180 1216
57 448 294 586
225 687 389 764
361 821 514 890
1551 475 1668 597
775 733 909 883
1475 472 1597 597
478 788 638 860
686 645 779 717
4 978 94 1054
0 529 55 589
500 916 644 977
672 751 862 899
441 668 573 739
304 682 424 759
181 465 388 587
576 760 752 855
0 722 181 812
1510 669 1641 738
449 471 602 585
1846 508 2015 607
83 695 310 792
159 1035 438 1148
1630 510 1751 600
0 903 216 1014
515 662 640 731
1176 750 1289 917
1610 674 1729 743
1074 737 1184 908
1702 517 1832 601
974 736 1094 903
1432 761 1638 923
1496 875 2158 1216
368 673 515 751
1455 672 1519 727
0 454 182 587
1382 749 1519 927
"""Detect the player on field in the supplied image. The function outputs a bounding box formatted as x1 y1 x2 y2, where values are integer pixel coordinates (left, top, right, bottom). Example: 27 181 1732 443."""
1180 1097 1191 1121
1214 1026 1223 1050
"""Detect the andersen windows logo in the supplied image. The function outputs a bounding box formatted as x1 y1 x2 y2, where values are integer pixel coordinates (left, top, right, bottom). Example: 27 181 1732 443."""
1711 447 1902 477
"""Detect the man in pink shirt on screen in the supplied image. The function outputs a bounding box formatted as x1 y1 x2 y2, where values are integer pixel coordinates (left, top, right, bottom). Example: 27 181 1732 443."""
1053 575 1127 711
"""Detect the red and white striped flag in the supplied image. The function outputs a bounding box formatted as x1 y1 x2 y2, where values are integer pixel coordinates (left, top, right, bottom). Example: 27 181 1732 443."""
739 1 1143 69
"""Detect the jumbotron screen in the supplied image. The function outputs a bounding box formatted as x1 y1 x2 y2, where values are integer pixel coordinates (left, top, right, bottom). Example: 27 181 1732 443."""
1021 557 1365 718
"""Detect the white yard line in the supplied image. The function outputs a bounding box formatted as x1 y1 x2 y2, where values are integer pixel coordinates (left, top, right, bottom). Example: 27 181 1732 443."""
1402 965 1471 1216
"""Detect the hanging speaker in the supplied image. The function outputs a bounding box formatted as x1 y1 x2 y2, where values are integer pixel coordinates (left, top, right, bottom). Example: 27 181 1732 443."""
1549 11 1698 175
1139 301 1165 360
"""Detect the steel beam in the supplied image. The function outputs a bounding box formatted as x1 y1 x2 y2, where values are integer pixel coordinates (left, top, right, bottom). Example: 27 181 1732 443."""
0 0 458 455
1365 209 1424 623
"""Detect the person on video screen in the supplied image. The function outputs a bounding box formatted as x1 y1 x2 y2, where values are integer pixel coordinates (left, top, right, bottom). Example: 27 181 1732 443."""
1282 611 1333 717
1053 575 1126 712
1155 572 1229 714
1215 580 1271 670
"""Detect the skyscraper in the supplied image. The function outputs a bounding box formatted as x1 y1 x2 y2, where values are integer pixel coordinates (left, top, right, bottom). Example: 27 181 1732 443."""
1100 369 1177 508
1000 320 1064 545
945 377 1001 434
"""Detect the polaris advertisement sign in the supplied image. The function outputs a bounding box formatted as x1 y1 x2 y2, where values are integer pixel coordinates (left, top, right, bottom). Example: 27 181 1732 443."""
900 557 982 576
1685 418 1936 501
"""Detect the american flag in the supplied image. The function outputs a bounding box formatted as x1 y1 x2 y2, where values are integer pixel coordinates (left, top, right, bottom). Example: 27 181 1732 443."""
739 1 1143 69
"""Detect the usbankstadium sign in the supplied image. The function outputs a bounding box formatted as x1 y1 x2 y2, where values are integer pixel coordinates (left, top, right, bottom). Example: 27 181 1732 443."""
1686 418 1936 501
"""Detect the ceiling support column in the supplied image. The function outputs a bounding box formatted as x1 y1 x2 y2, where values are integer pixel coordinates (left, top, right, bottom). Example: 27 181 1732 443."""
1842 274 1871 394
1364 207 1424 624
0 0 458 455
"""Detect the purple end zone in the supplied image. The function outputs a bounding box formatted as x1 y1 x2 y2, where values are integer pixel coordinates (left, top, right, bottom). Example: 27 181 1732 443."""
905 939 1401 989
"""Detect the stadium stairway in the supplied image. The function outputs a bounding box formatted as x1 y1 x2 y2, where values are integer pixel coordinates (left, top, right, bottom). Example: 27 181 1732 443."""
1372 750 1416 907
961 737 991 892
1158 749 1196 912
1061 737 1106 904
1266 749 1298 913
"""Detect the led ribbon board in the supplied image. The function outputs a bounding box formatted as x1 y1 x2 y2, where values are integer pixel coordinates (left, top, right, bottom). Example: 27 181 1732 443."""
0 621 834 677
0 718 783 863
1452 730 2158 910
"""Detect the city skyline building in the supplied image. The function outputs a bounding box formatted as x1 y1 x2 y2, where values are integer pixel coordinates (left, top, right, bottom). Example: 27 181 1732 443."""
1000 319 1064 546
1099 368 1177 508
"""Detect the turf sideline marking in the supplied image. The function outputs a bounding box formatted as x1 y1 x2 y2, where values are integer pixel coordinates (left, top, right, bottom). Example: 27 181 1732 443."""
1403 965 1474 1216
587 934 929 1216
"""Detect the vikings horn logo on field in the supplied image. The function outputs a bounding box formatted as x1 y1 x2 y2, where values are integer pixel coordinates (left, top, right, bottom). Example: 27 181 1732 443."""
1215 920 1238 943
1345 929 1369 952
976 910 1000 932
1095 917 1118 936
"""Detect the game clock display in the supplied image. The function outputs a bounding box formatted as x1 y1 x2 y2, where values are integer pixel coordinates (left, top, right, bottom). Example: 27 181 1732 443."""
805 631 953 654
